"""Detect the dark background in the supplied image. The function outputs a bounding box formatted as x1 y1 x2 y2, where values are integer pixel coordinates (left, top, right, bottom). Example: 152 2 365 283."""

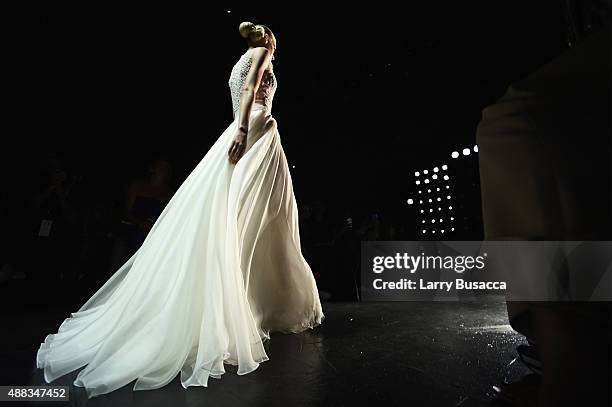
2 2 610 399
10 0 571 230
7 0 605 303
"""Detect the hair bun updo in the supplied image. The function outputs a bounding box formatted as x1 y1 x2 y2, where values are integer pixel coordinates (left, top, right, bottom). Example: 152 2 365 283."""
239 21 265 42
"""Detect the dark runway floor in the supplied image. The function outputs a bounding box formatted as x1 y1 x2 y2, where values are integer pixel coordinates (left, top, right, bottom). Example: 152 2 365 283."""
2 291 529 407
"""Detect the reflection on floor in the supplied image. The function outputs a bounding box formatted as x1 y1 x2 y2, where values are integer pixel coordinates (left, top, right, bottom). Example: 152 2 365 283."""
3 297 527 407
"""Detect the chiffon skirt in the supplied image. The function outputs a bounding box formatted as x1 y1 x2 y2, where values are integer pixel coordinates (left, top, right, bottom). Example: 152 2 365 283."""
36 103 324 398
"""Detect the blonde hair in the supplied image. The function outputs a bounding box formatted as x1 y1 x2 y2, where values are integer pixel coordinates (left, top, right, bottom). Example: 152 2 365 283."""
239 21 267 43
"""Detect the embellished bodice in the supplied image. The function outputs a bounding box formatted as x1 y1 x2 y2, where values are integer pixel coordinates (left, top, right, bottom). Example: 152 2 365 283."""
228 49 277 117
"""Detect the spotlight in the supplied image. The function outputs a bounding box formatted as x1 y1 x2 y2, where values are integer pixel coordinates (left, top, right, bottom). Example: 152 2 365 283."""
420 210 424 213
451 227 455 231
418 190 422 194
442 164 448 170
427 189 431 193
443 175 449 181
437 197 441 201
407 199 414 205
447 195 451 199
424 179 430 184
451 151 459 158
432 174 438 180
446 185 450 189
449 206 453 210
422 229 426 233
428 198 432 203
415 171 420 177
416 180 421 185
419 200 423 204
436 188 440 191
433 167 439 172
439 218 443 222
441 230 445 233
450 217 454 220
423 170 428 175
438 207 442 211
429 209 433 212
473 145 479 152
431 219 435 223
462 148 470 156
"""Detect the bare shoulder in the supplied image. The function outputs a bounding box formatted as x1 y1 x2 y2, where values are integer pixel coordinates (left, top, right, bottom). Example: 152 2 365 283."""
250 47 271 65
250 46 270 57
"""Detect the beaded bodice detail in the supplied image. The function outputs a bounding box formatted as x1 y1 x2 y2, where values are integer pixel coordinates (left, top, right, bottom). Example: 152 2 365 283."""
228 49 277 117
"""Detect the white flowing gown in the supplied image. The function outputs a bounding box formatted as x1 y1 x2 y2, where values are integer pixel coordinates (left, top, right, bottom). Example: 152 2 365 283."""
36 47 324 398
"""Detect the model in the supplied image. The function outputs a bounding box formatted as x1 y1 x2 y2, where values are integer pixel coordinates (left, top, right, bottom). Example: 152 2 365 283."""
36 21 324 399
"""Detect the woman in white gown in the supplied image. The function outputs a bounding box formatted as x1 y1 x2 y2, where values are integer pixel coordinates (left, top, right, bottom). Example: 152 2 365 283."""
36 21 324 399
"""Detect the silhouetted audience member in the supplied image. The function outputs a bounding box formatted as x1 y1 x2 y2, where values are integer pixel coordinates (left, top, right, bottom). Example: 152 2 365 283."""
107 157 174 271
477 24 611 407
25 153 85 293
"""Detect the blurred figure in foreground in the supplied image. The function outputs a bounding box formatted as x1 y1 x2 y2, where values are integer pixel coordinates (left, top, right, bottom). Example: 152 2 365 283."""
477 23 611 407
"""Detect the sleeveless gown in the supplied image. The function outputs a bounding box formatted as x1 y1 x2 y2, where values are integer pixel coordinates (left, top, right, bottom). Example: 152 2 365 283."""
35 48 324 398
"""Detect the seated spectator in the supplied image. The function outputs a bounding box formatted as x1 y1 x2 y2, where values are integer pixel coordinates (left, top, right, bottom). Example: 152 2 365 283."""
108 157 175 270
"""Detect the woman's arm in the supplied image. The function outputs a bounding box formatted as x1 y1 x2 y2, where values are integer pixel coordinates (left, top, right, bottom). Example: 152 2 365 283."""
228 47 273 164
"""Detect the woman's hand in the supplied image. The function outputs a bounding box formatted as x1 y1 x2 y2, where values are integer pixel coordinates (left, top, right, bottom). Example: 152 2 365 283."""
228 127 248 164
